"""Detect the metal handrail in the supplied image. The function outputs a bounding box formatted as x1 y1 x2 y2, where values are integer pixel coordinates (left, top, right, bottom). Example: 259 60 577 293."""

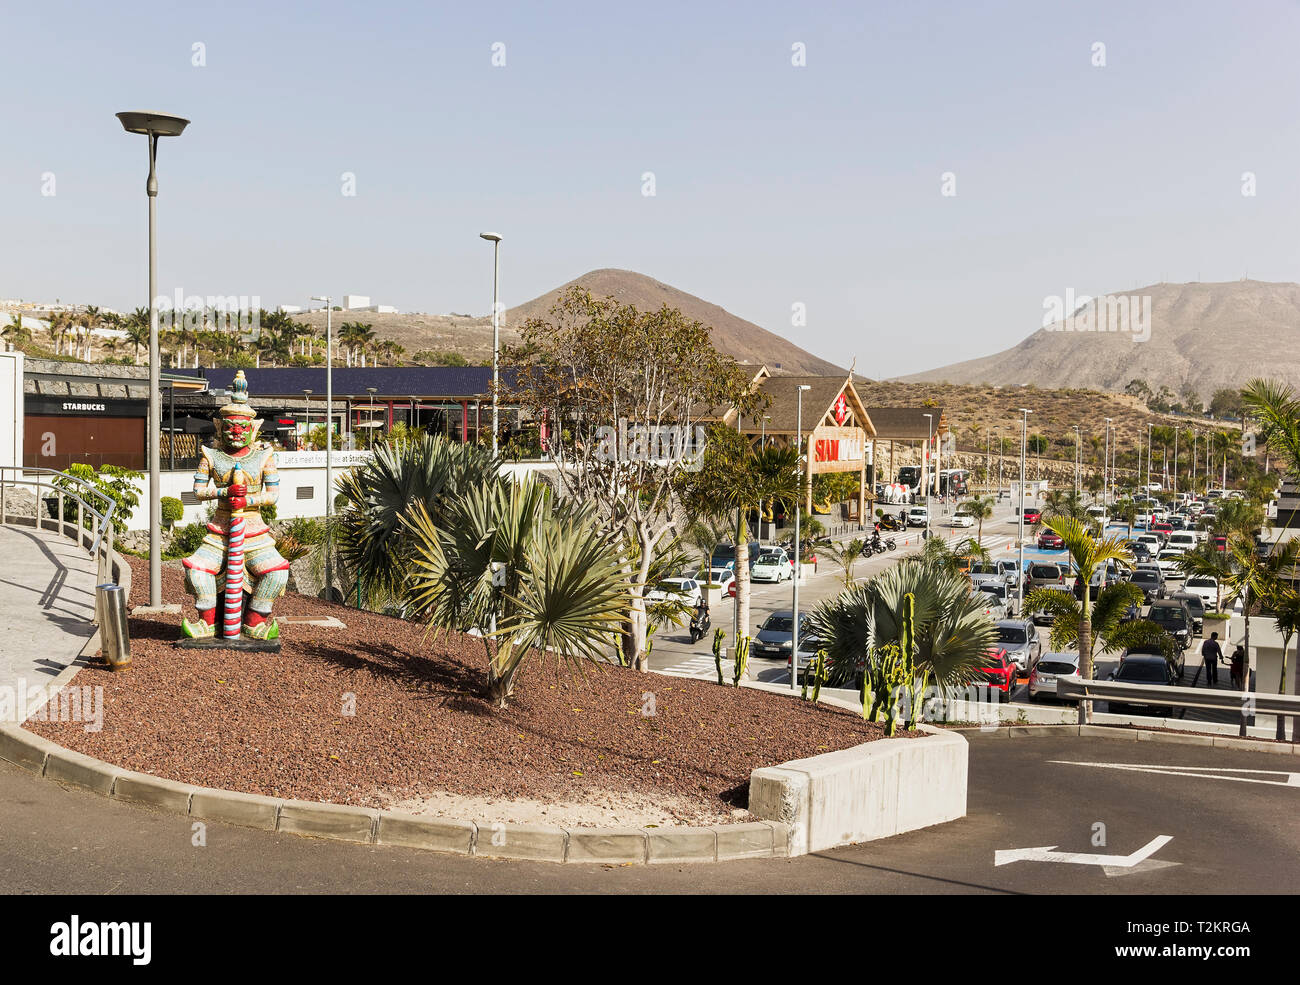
0 465 121 603
1056 673 1300 718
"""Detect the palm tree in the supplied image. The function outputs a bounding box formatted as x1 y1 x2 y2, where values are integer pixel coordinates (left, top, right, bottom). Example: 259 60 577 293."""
1 312 32 349
403 477 628 707
335 433 500 603
964 493 995 545
124 308 149 364
806 558 996 725
1040 516 1135 723
1200 535 1300 735
914 533 989 577
828 538 866 589
1176 541 1232 611
1269 588 1300 740
1025 581 1173 666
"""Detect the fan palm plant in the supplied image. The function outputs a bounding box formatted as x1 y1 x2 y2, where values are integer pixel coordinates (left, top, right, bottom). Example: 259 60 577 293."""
335 432 499 602
402 477 628 706
805 559 996 726
1040 516 1134 722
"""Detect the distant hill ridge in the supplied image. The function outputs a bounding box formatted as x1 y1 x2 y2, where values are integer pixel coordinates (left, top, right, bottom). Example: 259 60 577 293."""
291 268 843 376
900 279 1300 398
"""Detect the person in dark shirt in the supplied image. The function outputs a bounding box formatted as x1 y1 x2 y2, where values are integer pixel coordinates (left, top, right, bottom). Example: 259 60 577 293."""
1200 632 1223 686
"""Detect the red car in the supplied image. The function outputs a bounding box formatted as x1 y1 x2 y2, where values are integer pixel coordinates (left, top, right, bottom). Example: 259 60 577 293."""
1151 522 1173 539
1023 508 1042 524
1037 531 1063 550
1212 535 1227 552
977 647 1016 697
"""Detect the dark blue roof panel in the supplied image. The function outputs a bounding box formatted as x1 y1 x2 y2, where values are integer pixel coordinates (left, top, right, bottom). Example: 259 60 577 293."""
202 366 515 398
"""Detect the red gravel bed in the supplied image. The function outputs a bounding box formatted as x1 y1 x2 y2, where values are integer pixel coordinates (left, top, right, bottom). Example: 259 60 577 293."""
27 556 913 819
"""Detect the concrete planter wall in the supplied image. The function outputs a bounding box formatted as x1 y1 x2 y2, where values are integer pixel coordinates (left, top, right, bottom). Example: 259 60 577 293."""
748 726 967 855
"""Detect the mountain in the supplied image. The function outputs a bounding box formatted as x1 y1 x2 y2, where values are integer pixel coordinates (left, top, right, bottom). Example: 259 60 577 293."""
291 269 842 376
899 280 1300 398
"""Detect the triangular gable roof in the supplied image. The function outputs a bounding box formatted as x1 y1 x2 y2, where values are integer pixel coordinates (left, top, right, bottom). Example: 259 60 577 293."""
738 373 876 437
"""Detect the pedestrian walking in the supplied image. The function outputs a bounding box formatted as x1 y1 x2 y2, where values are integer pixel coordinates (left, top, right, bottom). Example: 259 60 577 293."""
1200 632 1223 686
1230 645 1246 689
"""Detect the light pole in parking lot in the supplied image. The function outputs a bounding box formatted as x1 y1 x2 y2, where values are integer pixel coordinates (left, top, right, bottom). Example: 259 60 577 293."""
790 385 811 690
1017 408 1031 617
1146 422 1153 494
923 413 933 536
1072 425 1080 498
310 296 334 596
1103 418 1112 506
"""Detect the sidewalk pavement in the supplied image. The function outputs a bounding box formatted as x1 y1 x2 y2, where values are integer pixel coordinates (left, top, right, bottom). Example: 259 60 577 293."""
0 524 97 714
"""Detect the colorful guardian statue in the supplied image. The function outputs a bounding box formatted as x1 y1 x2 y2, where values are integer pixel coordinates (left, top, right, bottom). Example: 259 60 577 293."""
180 371 290 645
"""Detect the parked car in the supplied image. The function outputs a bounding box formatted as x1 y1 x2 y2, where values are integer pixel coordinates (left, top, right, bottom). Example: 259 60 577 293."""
1037 530 1064 550
750 549 793 583
1157 548 1185 578
1128 567 1166 603
1026 562 1067 591
1073 560 1121 601
907 506 930 527
1128 541 1154 564
977 647 1017 699
1086 506 1108 527
1184 575 1219 609
1168 591 1205 636
994 619 1041 673
974 583 1013 620
1135 533 1162 555
1107 653 1181 716
969 561 1004 590
751 610 809 660
997 558 1024 589
1147 599 1194 655
710 541 760 572
1150 522 1174 544
1028 651 1081 701
645 577 701 606
1167 531 1198 552
1027 584 1072 625
703 567 736 594
1022 507 1042 524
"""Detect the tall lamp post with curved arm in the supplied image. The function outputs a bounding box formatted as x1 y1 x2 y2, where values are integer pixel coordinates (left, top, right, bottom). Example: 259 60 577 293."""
116 110 189 609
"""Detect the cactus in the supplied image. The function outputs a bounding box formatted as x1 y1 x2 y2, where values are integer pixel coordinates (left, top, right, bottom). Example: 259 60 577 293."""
712 627 726 685
900 592 922 730
732 634 750 687
810 647 828 704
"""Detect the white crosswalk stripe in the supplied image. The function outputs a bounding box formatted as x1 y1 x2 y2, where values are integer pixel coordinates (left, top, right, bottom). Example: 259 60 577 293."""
660 653 722 677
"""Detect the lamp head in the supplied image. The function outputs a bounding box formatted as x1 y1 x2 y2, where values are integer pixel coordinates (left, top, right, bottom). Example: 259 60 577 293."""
479 232 503 243
116 111 189 137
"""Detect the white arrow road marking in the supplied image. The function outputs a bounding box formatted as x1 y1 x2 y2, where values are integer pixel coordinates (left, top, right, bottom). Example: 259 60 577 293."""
995 835 1172 868
1050 761 1300 787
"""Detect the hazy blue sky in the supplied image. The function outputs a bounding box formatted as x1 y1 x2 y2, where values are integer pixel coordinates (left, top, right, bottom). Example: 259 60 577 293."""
4 0 1299 376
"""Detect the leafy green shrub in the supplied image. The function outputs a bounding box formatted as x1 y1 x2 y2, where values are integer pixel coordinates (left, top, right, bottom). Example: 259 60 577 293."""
160 496 184 528
259 501 277 525
53 464 142 536
167 521 207 559
281 516 324 545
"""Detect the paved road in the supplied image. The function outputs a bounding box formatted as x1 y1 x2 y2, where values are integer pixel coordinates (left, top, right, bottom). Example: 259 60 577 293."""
0 732 1292 893
0 524 96 713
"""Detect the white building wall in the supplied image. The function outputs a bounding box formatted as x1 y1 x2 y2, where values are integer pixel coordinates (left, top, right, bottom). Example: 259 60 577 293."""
0 350 24 468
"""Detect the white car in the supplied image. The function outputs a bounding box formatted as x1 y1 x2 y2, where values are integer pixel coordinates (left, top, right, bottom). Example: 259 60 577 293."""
1167 531 1198 552
907 506 930 527
1029 651 1081 700
950 512 974 528
750 549 793 583
698 567 735 593
1135 512 1153 528
1157 549 1185 578
1135 533 1161 555
1184 575 1219 609
645 577 701 606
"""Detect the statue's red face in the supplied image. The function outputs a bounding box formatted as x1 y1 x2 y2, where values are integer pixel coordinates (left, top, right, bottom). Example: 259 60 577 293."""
223 418 255 449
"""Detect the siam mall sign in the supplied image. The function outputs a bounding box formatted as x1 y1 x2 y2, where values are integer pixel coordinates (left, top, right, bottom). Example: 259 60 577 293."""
812 426 866 472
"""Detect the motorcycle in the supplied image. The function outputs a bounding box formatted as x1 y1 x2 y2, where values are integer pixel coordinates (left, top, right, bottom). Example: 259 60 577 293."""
688 606 711 642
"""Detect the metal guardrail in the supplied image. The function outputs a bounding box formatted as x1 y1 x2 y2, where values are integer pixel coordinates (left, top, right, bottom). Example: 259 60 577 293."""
0 465 119 612
1055 673 1300 719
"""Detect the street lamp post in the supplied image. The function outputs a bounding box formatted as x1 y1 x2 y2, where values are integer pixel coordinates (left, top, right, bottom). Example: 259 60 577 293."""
1017 408 1031 617
758 415 772 539
923 413 934 536
310 296 333 597
116 110 189 609
1073 425 1080 498
791 385 811 690
302 389 313 448
479 232 502 457
1103 418 1112 506
1146 423 1153 494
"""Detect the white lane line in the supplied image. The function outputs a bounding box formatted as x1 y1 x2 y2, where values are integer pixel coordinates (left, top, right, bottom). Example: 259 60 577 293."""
995 835 1173 868
1049 761 1300 787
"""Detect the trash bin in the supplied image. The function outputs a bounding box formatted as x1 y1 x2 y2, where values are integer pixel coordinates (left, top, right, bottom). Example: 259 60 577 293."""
96 583 131 670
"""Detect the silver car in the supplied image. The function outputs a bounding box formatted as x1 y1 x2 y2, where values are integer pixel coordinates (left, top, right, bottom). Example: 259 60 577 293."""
1029 651 1081 700
994 619 1042 673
